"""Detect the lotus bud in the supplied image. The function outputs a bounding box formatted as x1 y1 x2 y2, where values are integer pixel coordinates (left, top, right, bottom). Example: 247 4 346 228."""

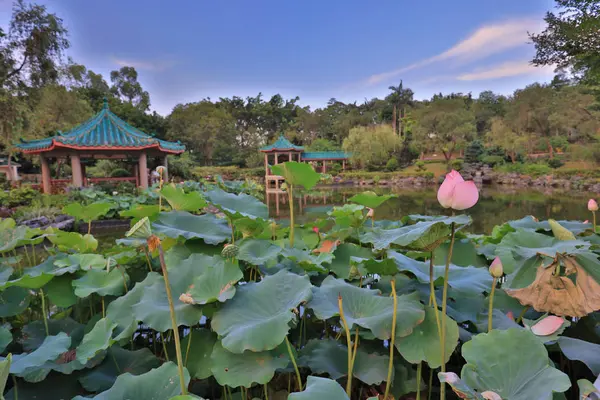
589 199 599 211
506 311 515 321
366 207 374 219
125 216 152 239
489 257 503 278
584 220 589 224
437 170 479 210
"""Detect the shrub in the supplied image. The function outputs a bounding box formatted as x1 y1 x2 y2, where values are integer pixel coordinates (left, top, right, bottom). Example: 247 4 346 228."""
415 161 426 171
167 153 196 180
373 175 381 184
451 159 464 171
110 168 130 178
550 136 569 152
116 181 137 194
464 140 484 163
0 185 41 208
386 158 399 172
330 163 342 175
524 163 552 176
547 158 565 169
481 155 505 167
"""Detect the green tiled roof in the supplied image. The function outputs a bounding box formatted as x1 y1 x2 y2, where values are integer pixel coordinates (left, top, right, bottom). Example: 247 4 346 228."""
301 151 349 160
260 135 304 152
15 100 185 154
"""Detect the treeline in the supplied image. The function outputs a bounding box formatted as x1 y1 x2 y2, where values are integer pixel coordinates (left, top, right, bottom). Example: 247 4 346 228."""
1 0 599 172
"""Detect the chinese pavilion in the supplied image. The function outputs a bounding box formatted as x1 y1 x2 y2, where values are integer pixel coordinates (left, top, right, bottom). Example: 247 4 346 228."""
260 135 349 189
15 99 185 194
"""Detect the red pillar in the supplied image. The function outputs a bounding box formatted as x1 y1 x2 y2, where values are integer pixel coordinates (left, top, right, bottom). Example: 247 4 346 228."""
40 155 51 194
138 152 148 189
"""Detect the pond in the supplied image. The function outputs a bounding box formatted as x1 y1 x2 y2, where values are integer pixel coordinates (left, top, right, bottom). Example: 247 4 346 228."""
266 185 596 233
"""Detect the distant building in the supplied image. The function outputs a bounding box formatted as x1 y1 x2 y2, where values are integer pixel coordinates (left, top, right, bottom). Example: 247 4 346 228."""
0 156 19 182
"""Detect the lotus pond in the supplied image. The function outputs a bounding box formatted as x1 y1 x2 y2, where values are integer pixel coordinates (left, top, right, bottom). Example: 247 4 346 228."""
0 162 599 400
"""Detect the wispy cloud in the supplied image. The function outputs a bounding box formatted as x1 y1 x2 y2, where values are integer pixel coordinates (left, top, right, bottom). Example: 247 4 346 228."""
112 57 176 72
365 18 543 85
457 61 554 81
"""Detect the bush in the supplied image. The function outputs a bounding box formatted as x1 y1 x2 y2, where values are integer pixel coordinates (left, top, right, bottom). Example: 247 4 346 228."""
0 185 41 208
110 168 130 178
524 163 552 175
481 155 505 167
167 153 196 180
450 159 463 171
550 136 569 152
547 158 564 169
415 161 426 171
116 181 137 194
373 175 381 184
386 158 399 172
464 140 484 163
330 163 342 175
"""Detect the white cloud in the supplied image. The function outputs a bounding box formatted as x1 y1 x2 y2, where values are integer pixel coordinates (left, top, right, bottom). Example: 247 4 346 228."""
112 57 176 72
366 17 544 85
457 61 555 81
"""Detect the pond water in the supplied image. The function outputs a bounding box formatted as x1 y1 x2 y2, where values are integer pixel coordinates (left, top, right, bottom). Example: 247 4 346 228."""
266 185 596 234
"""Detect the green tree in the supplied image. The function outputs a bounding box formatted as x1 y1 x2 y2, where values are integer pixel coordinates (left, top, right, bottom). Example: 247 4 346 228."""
386 80 414 138
110 66 150 111
342 125 399 169
487 118 528 163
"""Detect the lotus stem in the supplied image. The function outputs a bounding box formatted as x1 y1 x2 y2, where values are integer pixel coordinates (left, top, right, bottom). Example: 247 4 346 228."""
101 297 105 318
157 243 188 395
284 336 302 391
31 244 36 265
350 327 359 372
39 289 49 336
428 368 433 400
594 211 597 233
160 331 169 361
88 220 92 235
12 375 17 400
288 184 295 246
264 383 269 400
338 294 353 396
487 277 498 332
416 362 422 400
384 280 398 400
185 328 193 366
429 252 442 340
440 222 456 400
516 306 530 324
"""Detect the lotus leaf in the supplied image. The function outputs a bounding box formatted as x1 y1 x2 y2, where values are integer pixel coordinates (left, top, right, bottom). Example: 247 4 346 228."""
0 224 27 254
152 211 231 245
439 372 485 399
5 371 83 400
328 204 365 228
20 318 84 352
0 286 30 317
73 268 129 298
577 379 600 400
0 325 10 354
161 184 207 212
72 362 190 400
179 254 243 305
179 329 216 380
558 337 600 376
270 162 321 190
45 275 78 307
396 306 459 368
63 202 112 222
461 329 571 399
9 333 71 378
210 340 289 388
237 238 281 265
308 276 425 340
281 247 332 272
328 243 373 279
120 204 160 223
288 376 349 400
212 270 312 353
349 191 395 209
299 338 389 384
79 346 160 392
205 188 268 219
47 230 98 253
509 216 591 235
75 318 116 364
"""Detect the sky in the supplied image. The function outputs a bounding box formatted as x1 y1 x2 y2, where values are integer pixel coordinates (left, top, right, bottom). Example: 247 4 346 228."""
0 0 558 115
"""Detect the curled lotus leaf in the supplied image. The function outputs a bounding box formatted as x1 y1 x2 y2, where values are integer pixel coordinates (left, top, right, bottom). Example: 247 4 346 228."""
210 340 289 388
211 270 312 353
288 376 350 400
160 184 207 212
47 230 98 253
270 161 321 190
308 276 425 340
205 188 268 219
9 333 71 379
349 191 395 209
438 372 484 400
62 202 112 223
0 224 27 253
179 254 243 305
505 255 600 317
75 318 116 364
72 268 130 298
152 211 231 245
558 337 600 376
119 204 160 223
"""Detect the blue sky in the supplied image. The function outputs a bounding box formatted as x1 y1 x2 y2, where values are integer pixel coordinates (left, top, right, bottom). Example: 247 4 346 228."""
1 0 557 115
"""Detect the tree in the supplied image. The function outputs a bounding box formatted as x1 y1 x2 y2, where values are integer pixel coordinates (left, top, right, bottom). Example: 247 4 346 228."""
342 125 399 170
110 66 150 111
487 118 528 163
386 80 414 138
413 97 476 162
473 91 507 135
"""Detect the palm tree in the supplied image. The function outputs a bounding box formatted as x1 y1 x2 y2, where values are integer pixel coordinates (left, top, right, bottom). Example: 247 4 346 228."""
387 80 414 139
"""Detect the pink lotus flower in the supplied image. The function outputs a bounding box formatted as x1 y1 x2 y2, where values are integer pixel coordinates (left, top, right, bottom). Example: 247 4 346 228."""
530 315 565 336
489 256 503 278
588 199 598 212
312 226 319 234
437 170 479 210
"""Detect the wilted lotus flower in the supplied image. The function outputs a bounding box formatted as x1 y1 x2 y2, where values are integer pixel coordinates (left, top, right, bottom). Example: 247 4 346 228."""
437 170 479 210
588 199 598 211
489 257 503 278
481 391 502 400
530 315 565 336
366 207 374 219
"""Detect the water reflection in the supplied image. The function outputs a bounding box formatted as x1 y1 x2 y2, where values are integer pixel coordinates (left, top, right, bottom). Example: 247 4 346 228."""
266 186 595 234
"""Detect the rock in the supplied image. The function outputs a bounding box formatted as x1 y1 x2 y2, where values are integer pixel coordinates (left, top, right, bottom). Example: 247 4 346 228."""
50 217 74 231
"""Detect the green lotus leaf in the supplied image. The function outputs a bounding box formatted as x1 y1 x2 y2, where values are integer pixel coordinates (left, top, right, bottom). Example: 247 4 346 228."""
281 247 332 272
438 372 484 399
0 225 27 253
205 188 268 219
577 379 599 400
212 270 312 353
47 229 98 253
106 272 162 340
0 257 60 290
328 243 373 280
270 161 321 190
20 318 84 352
558 337 600 376
72 268 129 298
161 184 207 212
308 276 425 340
434 239 488 268
179 329 217 380
359 257 398 276
288 376 349 400
63 201 112 222
361 215 471 250
0 218 15 230
152 211 231 245
388 251 492 296
45 275 77 307
75 318 116 364
391 363 424 400
299 338 389 384
132 259 207 331
5 371 83 400
119 204 160 223
237 239 281 265
54 253 109 271
396 306 459 368
79 346 160 392
0 286 31 317
233 217 269 239
461 329 571 399
0 354 10 400
72 362 190 400
349 191 395 209
16 227 50 247
210 340 289 388
0 325 11 353
169 396 206 400
327 204 365 228
508 216 591 235
9 333 71 378
179 254 242 305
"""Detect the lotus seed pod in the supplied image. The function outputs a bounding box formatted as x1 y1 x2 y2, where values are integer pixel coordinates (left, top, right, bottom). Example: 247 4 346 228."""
489 256 503 278
221 243 239 259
